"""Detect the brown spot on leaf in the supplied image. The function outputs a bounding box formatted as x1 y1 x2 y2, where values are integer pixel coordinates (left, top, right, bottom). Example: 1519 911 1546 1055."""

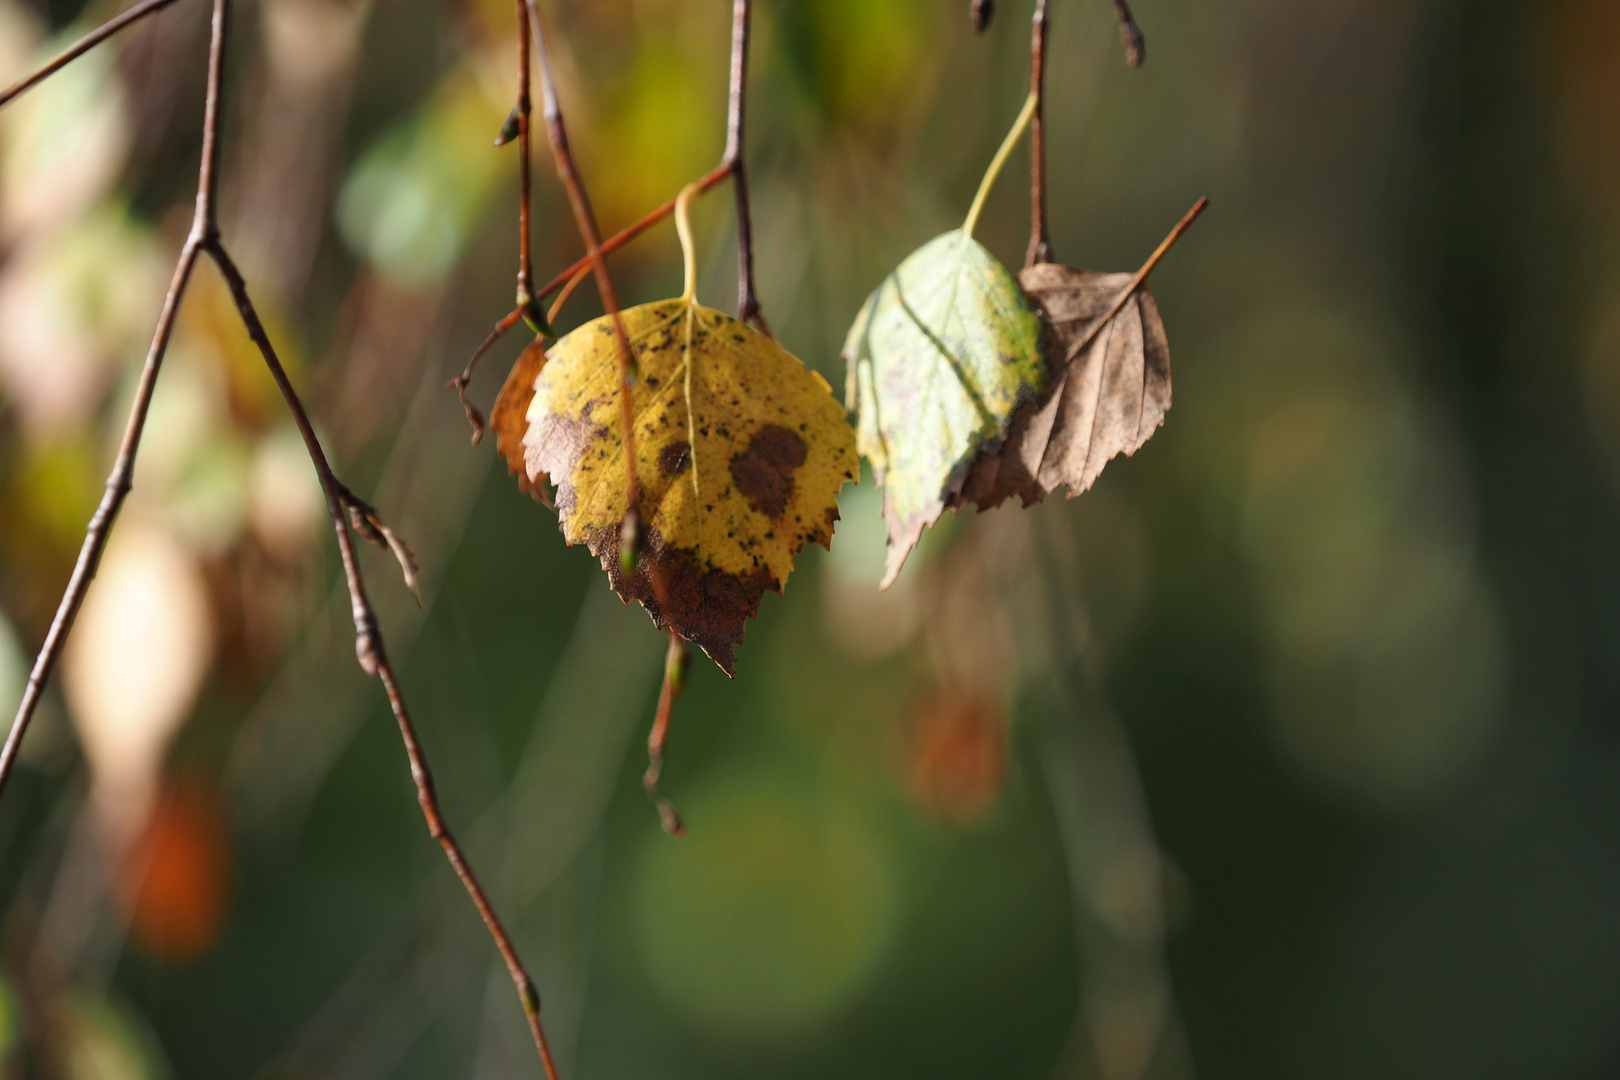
729 424 807 519
659 440 691 476
525 410 601 519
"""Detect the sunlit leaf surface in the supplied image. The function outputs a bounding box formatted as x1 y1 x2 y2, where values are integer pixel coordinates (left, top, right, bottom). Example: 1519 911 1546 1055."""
843 229 1045 587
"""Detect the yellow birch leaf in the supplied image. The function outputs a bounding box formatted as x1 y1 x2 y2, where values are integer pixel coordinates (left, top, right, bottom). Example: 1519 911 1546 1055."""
519 297 856 675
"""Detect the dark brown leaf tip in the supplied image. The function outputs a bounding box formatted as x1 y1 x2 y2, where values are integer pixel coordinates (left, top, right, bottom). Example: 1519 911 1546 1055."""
729 423 807 519
586 524 776 677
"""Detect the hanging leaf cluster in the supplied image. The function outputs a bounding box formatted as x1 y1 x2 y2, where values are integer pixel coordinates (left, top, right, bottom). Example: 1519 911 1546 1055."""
842 90 1199 585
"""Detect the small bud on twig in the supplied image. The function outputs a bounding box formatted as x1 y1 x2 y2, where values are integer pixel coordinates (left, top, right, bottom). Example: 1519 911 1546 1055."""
971 0 994 33
494 104 521 147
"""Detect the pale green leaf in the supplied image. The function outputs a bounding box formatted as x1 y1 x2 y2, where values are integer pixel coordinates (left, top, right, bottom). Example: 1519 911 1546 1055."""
842 229 1046 586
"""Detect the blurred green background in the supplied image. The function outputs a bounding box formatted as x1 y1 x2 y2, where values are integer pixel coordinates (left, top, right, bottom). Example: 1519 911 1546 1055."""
2 0 1619 1077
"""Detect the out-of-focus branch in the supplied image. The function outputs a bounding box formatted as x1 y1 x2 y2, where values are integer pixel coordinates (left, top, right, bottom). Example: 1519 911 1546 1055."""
0 0 192 107
1108 0 1146 67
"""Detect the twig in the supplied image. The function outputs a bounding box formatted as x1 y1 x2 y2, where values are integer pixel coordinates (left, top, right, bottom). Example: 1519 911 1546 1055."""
0 3 565 1075
1025 0 1050 268
537 1 761 326
1062 197 1207 365
724 0 768 333
532 160 731 303
527 0 645 572
514 0 535 313
1108 0 1146 67
454 0 766 434
0 0 191 107
450 307 525 443
643 632 687 837
448 1 544 446
545 262 590 327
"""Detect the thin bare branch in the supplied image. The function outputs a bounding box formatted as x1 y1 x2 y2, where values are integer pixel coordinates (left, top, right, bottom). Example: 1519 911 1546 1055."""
515 0 535 310
1108 0 1146 67
449 307 525 444
531 160 731 303
203 238 563 1080
530 0 761 321
0 0 192 108
1026 0 1050 268
447 0 547 443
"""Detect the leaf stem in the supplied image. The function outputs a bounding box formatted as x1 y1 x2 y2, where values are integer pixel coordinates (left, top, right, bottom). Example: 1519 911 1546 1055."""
963 90 1038 241
1062 197 1208 365
675 182 701 303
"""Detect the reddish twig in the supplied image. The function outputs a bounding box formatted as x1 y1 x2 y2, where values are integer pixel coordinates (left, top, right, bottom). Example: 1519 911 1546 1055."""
1108 0 1146 67
1025 0 1050 268
0 2 564 1074
514 0 535 310
545 262 590 326
0 0 192 107
643 633 688 837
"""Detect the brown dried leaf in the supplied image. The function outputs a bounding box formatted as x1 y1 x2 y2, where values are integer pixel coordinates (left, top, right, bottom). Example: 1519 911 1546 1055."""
951 264 1170 511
